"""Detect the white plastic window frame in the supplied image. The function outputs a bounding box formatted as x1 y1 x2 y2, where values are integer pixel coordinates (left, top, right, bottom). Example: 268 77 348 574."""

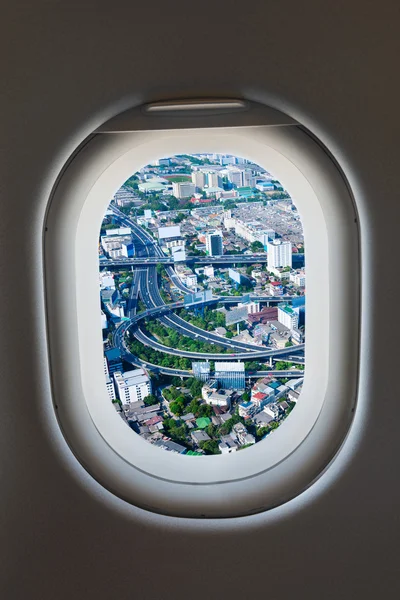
44 102 359 518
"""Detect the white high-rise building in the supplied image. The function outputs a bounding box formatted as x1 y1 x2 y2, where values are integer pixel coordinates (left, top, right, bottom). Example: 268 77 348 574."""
227 168 243 187
207 172 222 188
103 357 116 401
101 311 108 330
267 240 292 268
192 171 207 190
172 181 196 199
278 304 299 330
243 169 256 187
113 369 151 405
205 230 224 256
246 301 260 314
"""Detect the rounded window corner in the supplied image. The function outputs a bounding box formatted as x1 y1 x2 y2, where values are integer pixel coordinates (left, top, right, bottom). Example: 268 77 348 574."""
43 101 360 518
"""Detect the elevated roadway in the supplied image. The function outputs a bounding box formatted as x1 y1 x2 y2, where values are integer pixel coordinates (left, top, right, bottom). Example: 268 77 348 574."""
132 324 305 361
108 205 305 362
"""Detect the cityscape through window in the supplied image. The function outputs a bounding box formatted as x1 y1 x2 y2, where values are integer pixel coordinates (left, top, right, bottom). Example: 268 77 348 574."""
99 154 305 455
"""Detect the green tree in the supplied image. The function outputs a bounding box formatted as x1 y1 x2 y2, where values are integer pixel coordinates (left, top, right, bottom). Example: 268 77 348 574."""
198 404 213 418
250 241 264 252
186 399 201 416
199 440 220 455
170 401 184 416
143 394 158 406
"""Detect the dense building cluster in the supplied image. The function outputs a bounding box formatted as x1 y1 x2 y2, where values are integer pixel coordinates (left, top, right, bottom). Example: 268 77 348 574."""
99 154 306 454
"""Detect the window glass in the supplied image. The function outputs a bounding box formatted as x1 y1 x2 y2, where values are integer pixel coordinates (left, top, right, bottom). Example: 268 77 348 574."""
99 153 305 455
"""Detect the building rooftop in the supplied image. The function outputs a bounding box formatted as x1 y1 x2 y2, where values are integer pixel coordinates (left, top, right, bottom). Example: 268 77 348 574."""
195 417 211 429
153 440 186 454
214 362 245 373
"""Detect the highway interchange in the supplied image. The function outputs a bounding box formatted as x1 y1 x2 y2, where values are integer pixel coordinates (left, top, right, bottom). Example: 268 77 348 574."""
107 205 305 374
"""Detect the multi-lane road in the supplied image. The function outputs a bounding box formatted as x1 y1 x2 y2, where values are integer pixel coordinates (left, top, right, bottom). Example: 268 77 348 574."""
102 254 269 267
108 204 305 366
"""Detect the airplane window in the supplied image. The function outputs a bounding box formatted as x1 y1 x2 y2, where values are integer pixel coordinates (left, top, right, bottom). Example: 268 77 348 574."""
100 154 305 456
44 102 359 517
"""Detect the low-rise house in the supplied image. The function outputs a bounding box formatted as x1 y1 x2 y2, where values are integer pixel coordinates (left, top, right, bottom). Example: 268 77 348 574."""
264 403 280 419
144 415 164 430
181 412 195 422
231 423 256 446
191 430 211 446
254 411 274 426
238 401 256 418
288 388 301 403
219 412 232 423
153 439 187 454
219 436 238 454
204 388 233 408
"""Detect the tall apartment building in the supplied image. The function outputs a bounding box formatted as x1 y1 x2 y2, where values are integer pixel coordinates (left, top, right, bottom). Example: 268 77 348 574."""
103 357 116 401
113 368 151 405
205 230 224 256
246 301 261 314
267 240 292 268
242 169 256 187
192 171 207 190
104 348 123 375
172 181 196 199
278 304 299 331
227 168 243 187
214 362 246 390
207 172 223 188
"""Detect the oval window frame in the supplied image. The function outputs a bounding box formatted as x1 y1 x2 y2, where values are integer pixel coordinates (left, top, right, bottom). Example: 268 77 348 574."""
44 103 360 518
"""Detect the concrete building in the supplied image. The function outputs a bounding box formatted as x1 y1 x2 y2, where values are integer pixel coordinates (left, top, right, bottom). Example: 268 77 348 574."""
214 362 245 390
290 271 306 286
246 301 260 314
104 348 122 375
113 368 151 405
100 310 108 330
103 357 116 401
207 172 223 188
267 240 292 268
121 241 134 257
203 265 214 278
238 401 257 418
269 281 284 296
226 168 243 187
165 237 185 249
101 232 133 258
278 304 299 330
191 430 211 446
218 436 238 454
170 245 186 262
205 230 224 256
202 381 232 408
99 272 115 290
191 170 207 190
172 181 196 198
231 422 256 446
185 273 197 288
153 439 187 454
